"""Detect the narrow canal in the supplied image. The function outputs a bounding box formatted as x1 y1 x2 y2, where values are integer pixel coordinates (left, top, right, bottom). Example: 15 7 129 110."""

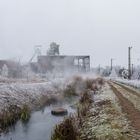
0 99 76 140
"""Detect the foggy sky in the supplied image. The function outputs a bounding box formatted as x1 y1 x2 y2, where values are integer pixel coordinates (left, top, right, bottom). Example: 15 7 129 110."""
1 0 140 67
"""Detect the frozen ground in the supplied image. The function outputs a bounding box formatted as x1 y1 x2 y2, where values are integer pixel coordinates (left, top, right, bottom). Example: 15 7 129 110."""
0 78 65 114
0 73 97 114
110 78 140 89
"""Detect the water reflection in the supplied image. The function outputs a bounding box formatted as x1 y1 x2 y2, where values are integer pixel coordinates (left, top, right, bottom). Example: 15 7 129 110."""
0 102 76 140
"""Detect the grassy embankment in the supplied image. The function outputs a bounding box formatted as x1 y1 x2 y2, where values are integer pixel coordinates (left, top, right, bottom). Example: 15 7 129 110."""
51 77 104 140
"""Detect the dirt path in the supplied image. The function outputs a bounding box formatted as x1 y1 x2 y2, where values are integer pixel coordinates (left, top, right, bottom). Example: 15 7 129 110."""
109 82 140 134
112 81 140 98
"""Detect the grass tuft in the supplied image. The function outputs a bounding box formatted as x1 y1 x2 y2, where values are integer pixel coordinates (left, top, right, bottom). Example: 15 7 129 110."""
20 105 30 122
51 115 79 140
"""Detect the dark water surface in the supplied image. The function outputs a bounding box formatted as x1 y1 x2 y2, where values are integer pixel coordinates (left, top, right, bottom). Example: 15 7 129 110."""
0 102 76 140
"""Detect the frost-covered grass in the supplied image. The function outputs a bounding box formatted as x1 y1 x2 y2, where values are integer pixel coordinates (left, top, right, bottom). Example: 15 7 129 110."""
51 77 102 140
0 78 67 132
79 83 140 140
0 75 100 132
0 75 89 133
110 78 140 89
0 79 65 113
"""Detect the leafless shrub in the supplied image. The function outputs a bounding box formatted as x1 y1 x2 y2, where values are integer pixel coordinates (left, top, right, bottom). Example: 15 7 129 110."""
77 90 94 124
96 78 104 86
51 115 79 140
77 103 89 118
0 104 31 132
96 100 111 107
63 84 77 97
85 78 95 90
79 90 93 104
72 76 83 83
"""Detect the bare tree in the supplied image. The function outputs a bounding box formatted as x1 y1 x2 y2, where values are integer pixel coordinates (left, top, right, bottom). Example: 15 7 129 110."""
1 64 9 77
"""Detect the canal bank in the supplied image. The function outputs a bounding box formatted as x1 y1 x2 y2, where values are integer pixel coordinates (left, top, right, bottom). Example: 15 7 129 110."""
0 98 77 140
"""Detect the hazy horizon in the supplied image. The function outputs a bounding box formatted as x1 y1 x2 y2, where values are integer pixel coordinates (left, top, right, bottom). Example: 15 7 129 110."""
1 0 140 67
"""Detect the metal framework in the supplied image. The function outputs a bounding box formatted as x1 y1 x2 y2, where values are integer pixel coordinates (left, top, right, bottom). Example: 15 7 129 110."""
37 55 90 73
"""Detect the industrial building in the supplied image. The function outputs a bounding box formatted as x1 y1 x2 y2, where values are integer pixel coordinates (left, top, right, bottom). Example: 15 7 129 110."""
30 42 90 74
37 55 90 73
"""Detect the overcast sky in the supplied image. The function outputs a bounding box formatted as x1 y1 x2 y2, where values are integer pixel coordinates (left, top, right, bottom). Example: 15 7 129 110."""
1 0 140 67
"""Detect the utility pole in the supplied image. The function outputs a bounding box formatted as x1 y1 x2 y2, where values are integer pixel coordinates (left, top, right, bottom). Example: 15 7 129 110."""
128 47 132 80
98 64 101 74
132 64 134 76
110 58 114 72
